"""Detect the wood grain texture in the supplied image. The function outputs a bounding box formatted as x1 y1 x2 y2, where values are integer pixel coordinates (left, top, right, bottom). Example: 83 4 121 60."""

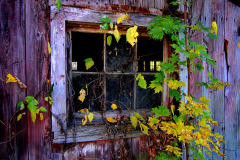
49 0 164 9
224 1 240 159
210 0 226 159
0 0 27 159
25 0 50 159
0 0 240 159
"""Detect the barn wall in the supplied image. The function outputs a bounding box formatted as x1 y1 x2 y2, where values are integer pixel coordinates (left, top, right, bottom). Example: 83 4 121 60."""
0 0 239 160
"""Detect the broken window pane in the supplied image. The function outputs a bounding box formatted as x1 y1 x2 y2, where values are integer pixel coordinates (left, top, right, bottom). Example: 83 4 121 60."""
72 32 104 72
137 37 163 72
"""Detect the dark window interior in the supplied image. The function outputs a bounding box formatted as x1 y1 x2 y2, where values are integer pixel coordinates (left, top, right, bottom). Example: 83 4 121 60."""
70 32 163 121
72 32 104 72
137 37 163 72
106 35 135 72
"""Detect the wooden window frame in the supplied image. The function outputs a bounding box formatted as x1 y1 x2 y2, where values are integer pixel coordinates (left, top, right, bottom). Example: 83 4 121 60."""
50 5 169 143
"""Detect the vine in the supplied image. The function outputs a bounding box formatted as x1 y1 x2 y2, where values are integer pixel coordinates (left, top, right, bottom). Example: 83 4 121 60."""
87 1 229 159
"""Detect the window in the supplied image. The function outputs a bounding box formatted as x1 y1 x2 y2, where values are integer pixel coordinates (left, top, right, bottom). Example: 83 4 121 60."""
50 6 167 143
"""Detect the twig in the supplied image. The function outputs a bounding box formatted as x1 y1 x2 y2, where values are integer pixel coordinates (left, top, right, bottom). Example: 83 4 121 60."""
0 128 27 145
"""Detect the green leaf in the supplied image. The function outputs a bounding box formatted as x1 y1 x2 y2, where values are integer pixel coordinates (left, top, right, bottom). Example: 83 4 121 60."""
107 35 112 46
149 83 163 93
139 122 148 135
99 17 111 23
138 79 147 89
134 112 145 121
100 23 109 30
136 74 147 89
169 90 182 101
110 22 113 29
207 33 219 39
195 62 204 71
155 72 165 82
26 96 38 123
50 84 54 94
56 0 61 11
39 106 47 112
17 101 24 110
130 116 138 128
160 61 176 73
45 96 53 105
84 58 94 70
190 94 198 102
152 106 170 117
169 54 179 63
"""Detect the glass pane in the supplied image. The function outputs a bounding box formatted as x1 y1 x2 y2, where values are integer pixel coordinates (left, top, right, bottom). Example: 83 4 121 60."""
72 74 103 112
137 37 163 72
72 32 104 72
136 75 162 109
106 35 135 72
106 75 135 110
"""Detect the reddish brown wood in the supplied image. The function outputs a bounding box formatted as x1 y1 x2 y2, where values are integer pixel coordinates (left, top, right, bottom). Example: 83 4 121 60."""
0 0 27 159
0 0 240 159
25 0 50 159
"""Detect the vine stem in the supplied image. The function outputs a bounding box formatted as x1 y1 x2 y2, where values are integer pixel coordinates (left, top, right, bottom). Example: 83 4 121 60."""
184 0 190 159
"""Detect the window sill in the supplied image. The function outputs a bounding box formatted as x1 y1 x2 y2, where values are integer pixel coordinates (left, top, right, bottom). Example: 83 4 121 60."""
53 125 146 143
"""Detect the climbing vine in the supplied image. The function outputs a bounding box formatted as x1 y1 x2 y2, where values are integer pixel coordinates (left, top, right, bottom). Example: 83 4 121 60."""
80 1 230 159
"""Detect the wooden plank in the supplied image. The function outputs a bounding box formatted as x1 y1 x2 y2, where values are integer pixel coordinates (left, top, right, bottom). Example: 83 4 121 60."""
95 140 111 159
209 0 226 159
135 0 143 7
25 0 51 159
63 142 96 159
224 1 240 159
154 0 164 9
125 0 135 6
0 0 27 159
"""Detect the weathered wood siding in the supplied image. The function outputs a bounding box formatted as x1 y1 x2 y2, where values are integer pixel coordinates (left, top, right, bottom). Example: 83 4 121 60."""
49 0 165 10
0 0 27 159
190 1 240 160
0 0 239 160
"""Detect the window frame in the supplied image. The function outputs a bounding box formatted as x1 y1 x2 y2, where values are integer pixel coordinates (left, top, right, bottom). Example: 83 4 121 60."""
50 5 169 143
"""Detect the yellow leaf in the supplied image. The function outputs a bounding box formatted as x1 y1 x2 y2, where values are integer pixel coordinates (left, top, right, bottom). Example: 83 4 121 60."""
139 122 148 135
86 84 88 95
165 145 183 157
82 115 87 126
17 114 22 121
31 112 37 123
78 89 86 103
117 14 127 24
6 74 17 83
130 116 138 128
78 108 89 114
237 42 240 48
40 113 44 121
48 42 51 54
126 26 139 46
113 25 121 43
35 108 40 114
211 21 217 34
171 105 175 115
88 112 94 122
111 104 117 110
107 117 117 123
